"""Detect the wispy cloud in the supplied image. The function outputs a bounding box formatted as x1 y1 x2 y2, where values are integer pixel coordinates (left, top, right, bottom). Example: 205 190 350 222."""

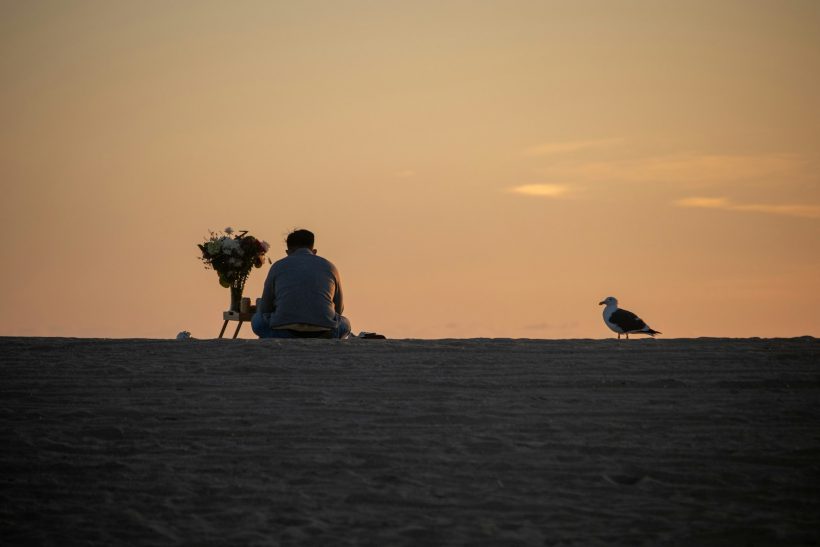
539 153 804 187
522 138 623 157
516 149 814 211
509 184 571 198
676 197 728 209
676 197 820 219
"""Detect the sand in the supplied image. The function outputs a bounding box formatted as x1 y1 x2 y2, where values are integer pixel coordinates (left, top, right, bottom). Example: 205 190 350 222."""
1 336 819 546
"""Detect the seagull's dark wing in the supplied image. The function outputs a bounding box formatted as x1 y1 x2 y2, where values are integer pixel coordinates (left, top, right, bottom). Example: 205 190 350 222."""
610 308 648 332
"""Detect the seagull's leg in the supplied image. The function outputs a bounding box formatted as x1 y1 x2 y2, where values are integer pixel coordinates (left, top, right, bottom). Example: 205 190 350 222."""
617 333 621 339
626 333 629 340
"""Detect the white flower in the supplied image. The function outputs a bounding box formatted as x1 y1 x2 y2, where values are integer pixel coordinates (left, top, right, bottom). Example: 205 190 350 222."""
221 237 240 255
260 240 270 252
224 227 234 235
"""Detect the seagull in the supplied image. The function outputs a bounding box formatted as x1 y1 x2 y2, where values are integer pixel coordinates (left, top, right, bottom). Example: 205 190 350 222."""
599 296 661 339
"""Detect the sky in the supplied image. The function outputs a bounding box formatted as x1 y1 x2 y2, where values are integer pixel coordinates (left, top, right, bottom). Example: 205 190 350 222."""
1 0 818 339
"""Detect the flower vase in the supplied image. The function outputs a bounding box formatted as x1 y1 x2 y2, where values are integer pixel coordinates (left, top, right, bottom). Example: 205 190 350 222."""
229 284 243 312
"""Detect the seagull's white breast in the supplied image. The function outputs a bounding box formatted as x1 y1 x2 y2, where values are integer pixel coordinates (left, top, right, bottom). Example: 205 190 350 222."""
602 305 624 333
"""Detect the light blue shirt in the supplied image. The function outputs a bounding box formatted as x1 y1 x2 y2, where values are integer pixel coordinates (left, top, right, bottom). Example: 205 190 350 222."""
257 248 343 329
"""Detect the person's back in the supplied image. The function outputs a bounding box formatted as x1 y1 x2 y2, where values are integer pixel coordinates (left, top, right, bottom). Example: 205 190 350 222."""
251 229 351 339
265 249 341 329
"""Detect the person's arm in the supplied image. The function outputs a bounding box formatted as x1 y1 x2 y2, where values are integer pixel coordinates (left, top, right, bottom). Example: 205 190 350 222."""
257 266 276 314
333 269 344 315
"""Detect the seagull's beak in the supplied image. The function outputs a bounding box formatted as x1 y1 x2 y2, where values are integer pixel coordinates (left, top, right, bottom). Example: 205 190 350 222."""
598 300 605 305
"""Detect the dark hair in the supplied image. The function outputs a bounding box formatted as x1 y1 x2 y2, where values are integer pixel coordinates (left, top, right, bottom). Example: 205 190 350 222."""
286 229 315 250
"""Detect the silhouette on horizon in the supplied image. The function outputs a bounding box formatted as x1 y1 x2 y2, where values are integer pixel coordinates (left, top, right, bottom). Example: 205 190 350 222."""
252 229 351 339
599 296 661 339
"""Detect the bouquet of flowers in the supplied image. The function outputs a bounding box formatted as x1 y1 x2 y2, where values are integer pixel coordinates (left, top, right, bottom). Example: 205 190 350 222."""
197 227 270 311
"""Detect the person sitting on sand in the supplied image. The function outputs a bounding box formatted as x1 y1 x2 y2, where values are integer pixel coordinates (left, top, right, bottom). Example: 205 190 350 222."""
251 229 351 339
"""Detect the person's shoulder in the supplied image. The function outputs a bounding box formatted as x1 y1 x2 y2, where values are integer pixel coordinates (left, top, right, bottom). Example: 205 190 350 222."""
271 255 291 269
313 254 339 271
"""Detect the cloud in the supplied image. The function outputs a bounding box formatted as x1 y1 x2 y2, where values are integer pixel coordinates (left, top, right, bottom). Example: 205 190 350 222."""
676 197 729 209
508 184 571 198
522 138 623 157
676 197 820 219
538 153 805 187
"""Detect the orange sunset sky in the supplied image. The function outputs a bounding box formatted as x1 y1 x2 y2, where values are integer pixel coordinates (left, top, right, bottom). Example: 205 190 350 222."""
2 0 818 339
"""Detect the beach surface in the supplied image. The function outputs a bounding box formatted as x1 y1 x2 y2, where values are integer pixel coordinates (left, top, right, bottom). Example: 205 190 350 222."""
1 337 819 546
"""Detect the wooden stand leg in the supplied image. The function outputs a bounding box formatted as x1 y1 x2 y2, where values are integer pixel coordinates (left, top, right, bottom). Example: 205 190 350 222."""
219 320 229 338
232 321 243 339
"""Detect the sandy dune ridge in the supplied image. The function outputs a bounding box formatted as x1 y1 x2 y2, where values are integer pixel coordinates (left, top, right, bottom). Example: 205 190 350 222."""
1 337 819 545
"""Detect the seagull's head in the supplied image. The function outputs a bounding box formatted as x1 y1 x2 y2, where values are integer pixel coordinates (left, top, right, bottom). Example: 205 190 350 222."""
599 296 618 307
